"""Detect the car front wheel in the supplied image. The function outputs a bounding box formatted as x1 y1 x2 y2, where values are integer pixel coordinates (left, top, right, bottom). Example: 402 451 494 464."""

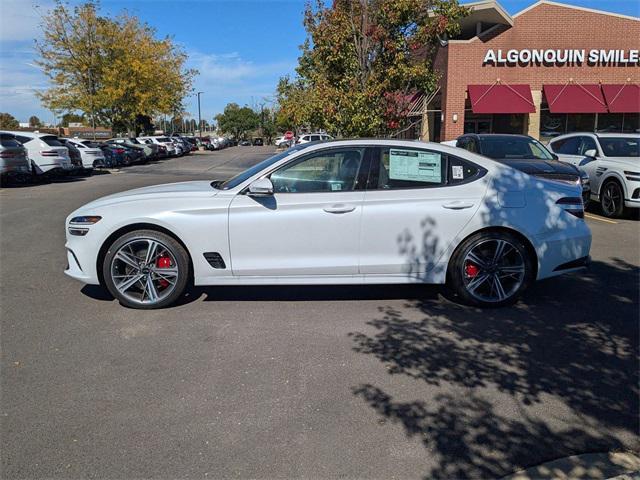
600 180 625 218
103 230 190 309
448 231 534 307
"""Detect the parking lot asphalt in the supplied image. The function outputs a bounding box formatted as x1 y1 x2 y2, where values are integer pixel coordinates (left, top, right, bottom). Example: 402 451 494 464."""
1 147 638 479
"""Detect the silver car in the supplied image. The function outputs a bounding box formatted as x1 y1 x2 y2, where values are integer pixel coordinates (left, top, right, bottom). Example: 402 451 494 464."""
0 132 31 184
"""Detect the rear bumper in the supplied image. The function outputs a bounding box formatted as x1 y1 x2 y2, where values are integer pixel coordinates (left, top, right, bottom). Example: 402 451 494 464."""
0 165 30 175
535 223 592 280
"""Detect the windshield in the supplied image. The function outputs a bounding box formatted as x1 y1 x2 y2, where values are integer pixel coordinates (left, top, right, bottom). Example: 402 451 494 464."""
479 137 554 160
599 137 639 158
218 143 314 190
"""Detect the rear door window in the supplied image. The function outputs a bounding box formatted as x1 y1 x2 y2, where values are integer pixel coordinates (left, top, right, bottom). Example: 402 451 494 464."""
369 147 447 189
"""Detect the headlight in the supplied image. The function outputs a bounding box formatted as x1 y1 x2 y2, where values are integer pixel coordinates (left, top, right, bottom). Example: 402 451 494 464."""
69 215 102 225
68 216 101 236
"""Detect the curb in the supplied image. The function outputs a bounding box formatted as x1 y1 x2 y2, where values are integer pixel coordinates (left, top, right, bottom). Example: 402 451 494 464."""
502 452 640 480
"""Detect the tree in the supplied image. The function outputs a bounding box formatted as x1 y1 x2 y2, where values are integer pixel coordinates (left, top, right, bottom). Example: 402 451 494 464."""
59 112 85 127
28 115 42 127
215 103 259 140
260 107 278 144
0 113 19 129
278 0 467 137
35 1 197 135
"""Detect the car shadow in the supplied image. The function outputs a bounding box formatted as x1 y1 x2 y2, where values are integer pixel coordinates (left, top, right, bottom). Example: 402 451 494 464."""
349 257 639 478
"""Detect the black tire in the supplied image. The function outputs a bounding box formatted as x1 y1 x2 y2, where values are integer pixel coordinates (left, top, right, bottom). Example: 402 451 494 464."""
447 230 534 308
102 229 190 309
600 179 625 218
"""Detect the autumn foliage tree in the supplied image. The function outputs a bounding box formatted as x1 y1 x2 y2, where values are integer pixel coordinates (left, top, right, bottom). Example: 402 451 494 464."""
215 103 260 140
278 0 467 137
35 1 196 134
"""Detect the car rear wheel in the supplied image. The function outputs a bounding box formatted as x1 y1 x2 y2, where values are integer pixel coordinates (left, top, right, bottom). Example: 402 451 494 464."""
103 230 190 309
600 180 625 218
448 231 534 307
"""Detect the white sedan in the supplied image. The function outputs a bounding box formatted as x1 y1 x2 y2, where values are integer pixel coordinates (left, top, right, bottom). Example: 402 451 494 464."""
64 139 591 309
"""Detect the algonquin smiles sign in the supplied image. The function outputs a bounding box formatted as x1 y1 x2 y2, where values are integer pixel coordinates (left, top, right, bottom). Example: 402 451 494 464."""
483 49 640 66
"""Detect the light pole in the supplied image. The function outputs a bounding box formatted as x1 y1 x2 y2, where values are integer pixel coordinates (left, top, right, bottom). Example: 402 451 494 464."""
197 91 204 140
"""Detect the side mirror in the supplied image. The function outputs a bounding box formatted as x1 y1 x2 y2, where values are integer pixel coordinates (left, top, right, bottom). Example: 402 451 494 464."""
583 149 597 158
247 177 273 196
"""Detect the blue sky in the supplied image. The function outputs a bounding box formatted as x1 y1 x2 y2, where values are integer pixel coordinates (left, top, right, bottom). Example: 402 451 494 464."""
0 0 638 124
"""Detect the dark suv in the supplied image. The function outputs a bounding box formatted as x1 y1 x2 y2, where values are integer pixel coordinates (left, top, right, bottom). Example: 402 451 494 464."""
454 134 590 204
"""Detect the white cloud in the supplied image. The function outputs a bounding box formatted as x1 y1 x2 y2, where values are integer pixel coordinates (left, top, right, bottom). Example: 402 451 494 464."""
0 0 49 43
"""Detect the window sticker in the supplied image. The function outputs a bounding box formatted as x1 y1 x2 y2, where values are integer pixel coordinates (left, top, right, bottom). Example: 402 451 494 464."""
389 149 442 183
452 165 464 180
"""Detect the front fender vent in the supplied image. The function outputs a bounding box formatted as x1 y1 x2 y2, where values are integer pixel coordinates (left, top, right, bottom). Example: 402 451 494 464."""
203 252 226 269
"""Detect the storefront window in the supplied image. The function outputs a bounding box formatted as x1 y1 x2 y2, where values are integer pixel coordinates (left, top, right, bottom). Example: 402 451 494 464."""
622 114 640 133
567 114 596 133
596 113 623 133
540 111 566 141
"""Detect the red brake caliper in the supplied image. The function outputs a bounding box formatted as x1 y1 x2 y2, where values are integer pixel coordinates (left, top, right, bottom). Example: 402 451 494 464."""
155 256 172 288
465 262 479 278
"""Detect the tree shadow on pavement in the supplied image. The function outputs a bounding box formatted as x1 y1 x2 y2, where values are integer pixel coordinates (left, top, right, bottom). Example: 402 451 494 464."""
350 258 639 478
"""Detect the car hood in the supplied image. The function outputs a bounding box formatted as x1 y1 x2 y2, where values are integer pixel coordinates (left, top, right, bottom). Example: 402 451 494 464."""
497 158 579 176
78 181 218 210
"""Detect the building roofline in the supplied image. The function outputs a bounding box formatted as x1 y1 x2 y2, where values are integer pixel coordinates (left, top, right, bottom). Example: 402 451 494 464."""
513 0 640 22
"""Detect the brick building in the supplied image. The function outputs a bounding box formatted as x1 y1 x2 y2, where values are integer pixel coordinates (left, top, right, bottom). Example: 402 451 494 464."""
411 0 640 142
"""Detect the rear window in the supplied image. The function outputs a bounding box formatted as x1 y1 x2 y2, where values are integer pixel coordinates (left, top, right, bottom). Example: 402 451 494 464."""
41 135 64 147
157 137 170 142
0 134 22 148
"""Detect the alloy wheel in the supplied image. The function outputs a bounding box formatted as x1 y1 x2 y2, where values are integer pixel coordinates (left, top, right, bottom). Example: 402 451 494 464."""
601 182 622 217
110 238 179 305
462 239 525 303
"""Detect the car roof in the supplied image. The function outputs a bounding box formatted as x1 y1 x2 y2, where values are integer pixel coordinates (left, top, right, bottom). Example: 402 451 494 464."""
0 130 56 139
462 133 531 140
551 132 640 140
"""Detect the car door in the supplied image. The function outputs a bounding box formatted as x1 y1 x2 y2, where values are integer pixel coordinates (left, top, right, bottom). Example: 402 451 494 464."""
359 146 487 276
228 146 370 276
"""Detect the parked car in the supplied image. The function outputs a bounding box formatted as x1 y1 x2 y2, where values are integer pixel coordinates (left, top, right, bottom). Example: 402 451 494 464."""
64 139 590 310
239 140 251 146
106 139 148 164
296 133 333 144
453 134 590 205
62 138 105 171
127 137 159 160
0 133 31 184
138 136 177 157
252 137 264 146
0 132 31 184
98 144 128 168
2 130 73 177
547 133 640 218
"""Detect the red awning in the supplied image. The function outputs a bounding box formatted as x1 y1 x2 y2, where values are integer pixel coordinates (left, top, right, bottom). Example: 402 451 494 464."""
543 84 608 113
602 84 640 113
468 84 535 114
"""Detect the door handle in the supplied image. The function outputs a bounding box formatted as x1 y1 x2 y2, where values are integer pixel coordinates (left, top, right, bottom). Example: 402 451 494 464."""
442 201 474 210
323 204 356 214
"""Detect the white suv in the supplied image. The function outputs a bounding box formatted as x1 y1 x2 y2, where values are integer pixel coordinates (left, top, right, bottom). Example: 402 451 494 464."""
63 138 105 169
296 133 333 144
548 133 640 218
3 131 73 176
138 136 177 156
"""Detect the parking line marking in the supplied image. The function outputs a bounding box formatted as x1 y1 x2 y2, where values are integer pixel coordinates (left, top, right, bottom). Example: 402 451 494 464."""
584 213 617 224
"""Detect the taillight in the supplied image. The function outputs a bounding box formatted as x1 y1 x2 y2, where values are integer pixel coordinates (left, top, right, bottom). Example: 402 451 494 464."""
114 148 125 154
0 152 15 158
41 150 60 156
556 197 584 218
